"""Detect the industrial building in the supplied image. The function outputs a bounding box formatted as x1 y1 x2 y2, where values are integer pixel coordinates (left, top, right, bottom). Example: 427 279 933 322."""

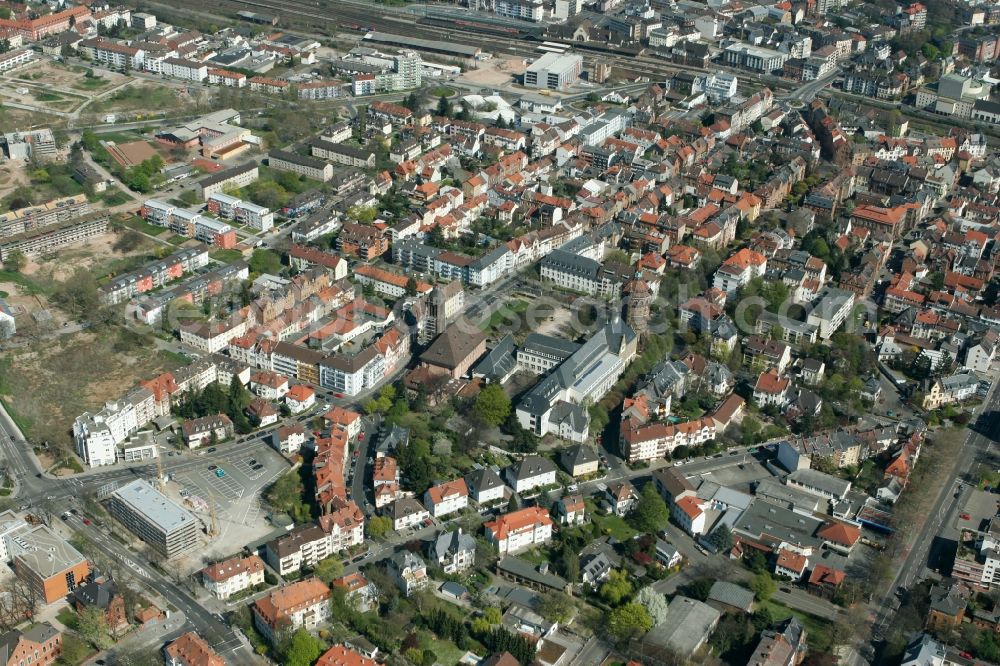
524 52 582 90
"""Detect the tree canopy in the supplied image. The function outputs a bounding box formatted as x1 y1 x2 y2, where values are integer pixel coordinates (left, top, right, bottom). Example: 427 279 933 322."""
474 384 512 427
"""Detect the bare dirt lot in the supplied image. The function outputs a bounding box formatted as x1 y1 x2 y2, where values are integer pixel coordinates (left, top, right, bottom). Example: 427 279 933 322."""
21 232 158 283
459 56 526 87
7 60 130 90
0 162 30 203
0 330 185 449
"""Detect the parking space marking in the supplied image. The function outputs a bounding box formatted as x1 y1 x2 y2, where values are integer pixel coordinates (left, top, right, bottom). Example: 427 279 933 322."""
195 467 244 501
232 458 267 481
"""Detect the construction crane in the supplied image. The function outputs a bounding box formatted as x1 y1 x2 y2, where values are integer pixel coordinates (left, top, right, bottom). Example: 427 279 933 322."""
205 487 220 537
155 451 166 491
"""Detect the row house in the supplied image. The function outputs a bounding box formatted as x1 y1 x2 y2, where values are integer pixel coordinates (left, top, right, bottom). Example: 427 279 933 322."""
620 416 716 463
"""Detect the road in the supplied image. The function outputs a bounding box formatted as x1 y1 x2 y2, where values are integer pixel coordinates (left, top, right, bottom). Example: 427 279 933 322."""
872 384 1000 643
64 514 256 664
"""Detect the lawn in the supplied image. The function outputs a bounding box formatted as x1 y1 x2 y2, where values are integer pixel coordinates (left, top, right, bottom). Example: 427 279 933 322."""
56 606 79 630
760 600 830 636
92 84 180 113
0 269 49 296
588 503 638 541
418 631 465 665
37 92 63 102
210 249 244 264
58 633 94 666
167 235 189 245
430 86 457 98
480 299 530 332
120 215 166 237
73 76 111 91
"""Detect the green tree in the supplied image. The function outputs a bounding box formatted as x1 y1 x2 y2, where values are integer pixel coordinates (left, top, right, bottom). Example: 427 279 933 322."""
405 276 418 296
2 250 26 273
367 515 392 538
483 607 502 624
279 628 324 666
599 569 634 606
630 483 669 532
706 524 733 552
265 471 304 514
436 95 453 118
607 602 653 642
536 591 575 623
751 572 777 602
77 605 113 649
473 384 512 427
313 555 344 583
249 249 282 275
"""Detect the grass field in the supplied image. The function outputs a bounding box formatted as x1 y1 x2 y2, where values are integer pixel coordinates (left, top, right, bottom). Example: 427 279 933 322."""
211 249 244 264
168 235 189 245
92 84 181 113
588 502 638 541
120 215 166 237
0 330 186 449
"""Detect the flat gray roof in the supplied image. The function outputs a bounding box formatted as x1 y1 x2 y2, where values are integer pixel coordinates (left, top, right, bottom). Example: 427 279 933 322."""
363 31 480 57
112 479 197 533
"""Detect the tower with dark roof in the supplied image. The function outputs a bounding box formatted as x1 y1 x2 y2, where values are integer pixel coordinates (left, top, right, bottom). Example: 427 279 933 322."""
624 277 652 335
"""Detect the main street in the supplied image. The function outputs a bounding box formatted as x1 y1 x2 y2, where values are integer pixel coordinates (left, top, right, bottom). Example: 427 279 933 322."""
872 384 1000 645
63 514 256 665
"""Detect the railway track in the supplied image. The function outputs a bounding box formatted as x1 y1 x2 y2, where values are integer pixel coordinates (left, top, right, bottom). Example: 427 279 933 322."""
173 0 756 91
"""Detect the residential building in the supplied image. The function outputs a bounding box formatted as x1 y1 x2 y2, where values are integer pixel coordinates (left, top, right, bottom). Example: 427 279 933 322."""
0 624 61 666
427 530 476 574
753 369 791 407
504 455 557 494
806 287 856 339
253 579 330 643
484 507 554 555
923 372 980 409
388 551 429 597
424 479 469 518
605 481 639 517
465 467 506 505
164 632 225 666
201 555 265 600
180 414 234 448
315 645 377 666
560 444 599 477
71 578 127 634
391 498 430 531
554 494 586 526
268 150 333 182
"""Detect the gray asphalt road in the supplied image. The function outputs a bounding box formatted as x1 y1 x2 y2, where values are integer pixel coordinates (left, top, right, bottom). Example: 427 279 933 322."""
873 385 1000 640
65 514 256 665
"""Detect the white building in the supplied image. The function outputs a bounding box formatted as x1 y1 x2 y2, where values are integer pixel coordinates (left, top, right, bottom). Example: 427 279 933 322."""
201 555 265 600
423 479 469 519
524 52 582 91
484 507 553 555
504 455 557 494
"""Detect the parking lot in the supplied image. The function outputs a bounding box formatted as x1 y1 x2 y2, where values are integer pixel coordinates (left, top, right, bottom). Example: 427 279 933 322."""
172 443 289 565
